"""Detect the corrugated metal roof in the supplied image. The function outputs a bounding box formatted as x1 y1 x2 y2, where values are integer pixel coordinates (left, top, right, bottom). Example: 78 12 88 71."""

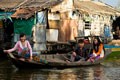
74 0 120 15
11 8 35 19
5 0 120 19
11 0 63 19
0 0 63 11
51 0 120 15
0 0 25 10
19 0 63 9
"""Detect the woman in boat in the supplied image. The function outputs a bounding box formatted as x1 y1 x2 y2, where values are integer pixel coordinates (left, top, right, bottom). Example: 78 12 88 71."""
88 37 104 62
4 33 33 60
68 39 88 62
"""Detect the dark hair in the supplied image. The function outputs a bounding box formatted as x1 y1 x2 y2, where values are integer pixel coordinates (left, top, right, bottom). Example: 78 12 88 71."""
93 37 102 53
20 33 26 38
78 39 84 43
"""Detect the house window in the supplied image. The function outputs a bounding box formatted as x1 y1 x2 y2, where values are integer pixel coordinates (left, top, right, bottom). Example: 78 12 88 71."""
69 10 79 19
84 15 92 29
48 12 60 20
85 21 91 29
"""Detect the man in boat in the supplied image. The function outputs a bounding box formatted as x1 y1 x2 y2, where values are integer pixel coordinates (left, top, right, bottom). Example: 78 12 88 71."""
68 39 89 62
4 33 33 60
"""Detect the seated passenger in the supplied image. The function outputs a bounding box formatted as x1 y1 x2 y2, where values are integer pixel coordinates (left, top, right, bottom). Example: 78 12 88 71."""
4 33 33 60
68 39 88 62
88 37 104 62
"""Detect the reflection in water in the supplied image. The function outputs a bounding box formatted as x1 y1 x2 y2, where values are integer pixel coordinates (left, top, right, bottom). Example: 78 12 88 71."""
93 66 103 80
60 72 77 80
0 60 120 80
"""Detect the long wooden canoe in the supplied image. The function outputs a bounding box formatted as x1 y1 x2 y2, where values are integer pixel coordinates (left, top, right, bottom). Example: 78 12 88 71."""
7 49 111 69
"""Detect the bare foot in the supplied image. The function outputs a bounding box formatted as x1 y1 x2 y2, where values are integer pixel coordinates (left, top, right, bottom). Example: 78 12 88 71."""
66 60 70 63
26 59 32 62
90 58 94 63
56 53 59 55
19 58 25 61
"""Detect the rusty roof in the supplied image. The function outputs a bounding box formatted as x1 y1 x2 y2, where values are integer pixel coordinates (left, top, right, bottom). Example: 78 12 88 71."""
0 0 25 11
19 0 63 9
73 0 120 15
0 0 62 11
11 8 35 19
11 0 63 19
51 0 120 15
6 0 120 19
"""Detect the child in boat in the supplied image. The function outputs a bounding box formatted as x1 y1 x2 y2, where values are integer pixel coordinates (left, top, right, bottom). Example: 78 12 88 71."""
87 37 104 62
68 39 88 62
4 33 33 60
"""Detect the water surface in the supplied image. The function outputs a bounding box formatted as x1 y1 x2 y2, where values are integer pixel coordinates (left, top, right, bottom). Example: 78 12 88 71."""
0 60 120 80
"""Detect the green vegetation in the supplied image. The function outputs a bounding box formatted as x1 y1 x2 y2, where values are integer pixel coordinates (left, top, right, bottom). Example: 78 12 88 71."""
105 51 120 62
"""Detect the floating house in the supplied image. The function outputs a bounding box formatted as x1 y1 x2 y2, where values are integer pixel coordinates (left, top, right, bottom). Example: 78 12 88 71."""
0 0 120 51
49 0 120 41
7 0 63 51
0 0 22 43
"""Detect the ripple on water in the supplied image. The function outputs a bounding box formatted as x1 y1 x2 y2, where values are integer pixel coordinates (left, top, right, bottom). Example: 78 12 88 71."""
104 67 120 80
0 60 120 80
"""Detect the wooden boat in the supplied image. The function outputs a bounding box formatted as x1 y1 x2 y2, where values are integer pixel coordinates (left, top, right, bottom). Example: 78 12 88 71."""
7 49 111 69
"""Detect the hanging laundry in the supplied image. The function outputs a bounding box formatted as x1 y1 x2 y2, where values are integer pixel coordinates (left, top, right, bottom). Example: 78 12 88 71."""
32 23 46 51
104 24 111 38
32 23 46 43
37 11 46 24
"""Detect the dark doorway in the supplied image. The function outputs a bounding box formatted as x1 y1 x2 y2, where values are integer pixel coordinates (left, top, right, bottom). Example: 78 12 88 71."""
2 18 14 42
112 16 120 39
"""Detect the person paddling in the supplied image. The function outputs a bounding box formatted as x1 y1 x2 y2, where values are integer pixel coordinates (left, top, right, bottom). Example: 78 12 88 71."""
4 33 33 60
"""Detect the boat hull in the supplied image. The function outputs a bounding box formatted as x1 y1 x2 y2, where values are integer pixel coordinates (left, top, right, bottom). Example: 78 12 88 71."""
8 49 111 69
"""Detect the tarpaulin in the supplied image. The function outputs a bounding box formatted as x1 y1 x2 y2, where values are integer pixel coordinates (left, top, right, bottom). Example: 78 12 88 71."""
13 18 34 35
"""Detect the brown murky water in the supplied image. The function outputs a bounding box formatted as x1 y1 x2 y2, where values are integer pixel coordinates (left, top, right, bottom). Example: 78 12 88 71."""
0 60 120 80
